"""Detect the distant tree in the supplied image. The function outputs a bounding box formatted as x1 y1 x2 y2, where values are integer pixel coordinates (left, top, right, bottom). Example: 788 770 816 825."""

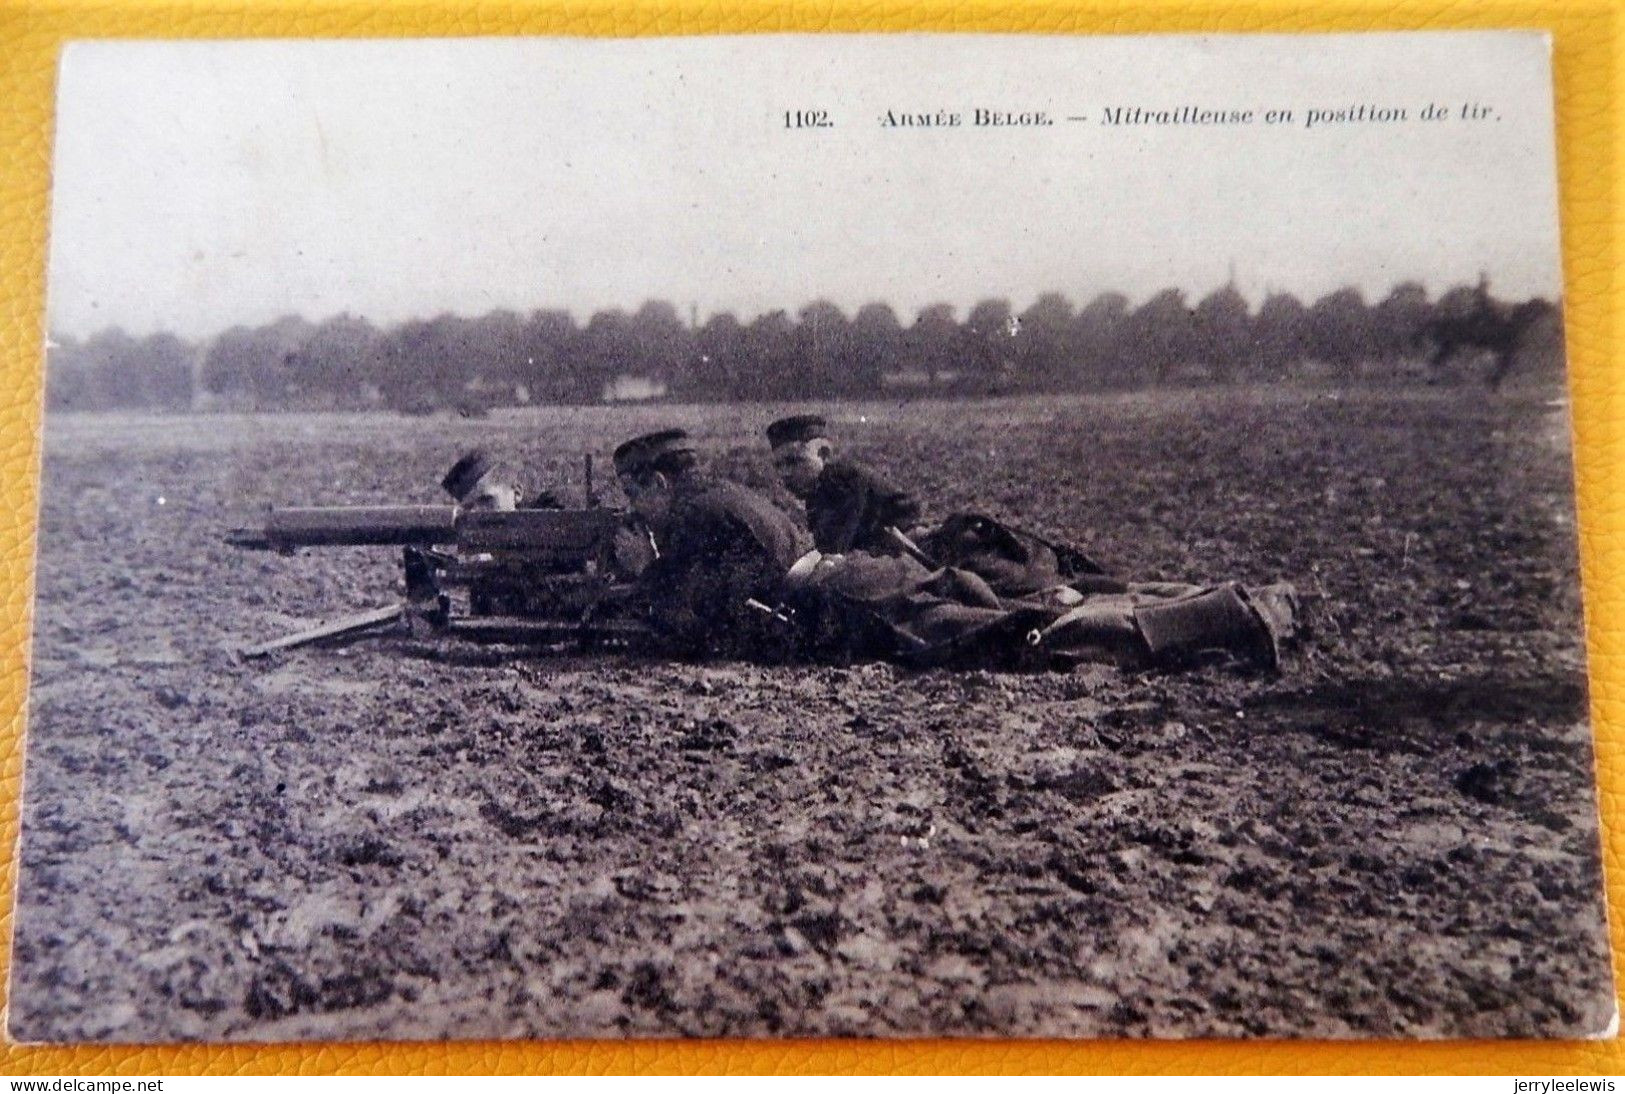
201 325 258 403
371 320 428 410
1072 292 1131 389
45 333 97 411
796 300 853 398
1192 284 1251 383
258 316 317 406
963 298 1016 390
41 327 197 411
1125 289 1197 385
906 303 959 391
370 313 476 411
466 309 527 402
1434 281 1488 320
1371 282 1431 365
286 313 379 407
628 300 693 389
518 309 580 404
1506 299 1566 388
77 327 143 407
741 310 797 402
1251 292 1311 380
1307 287 1376 375
579 309 635 403
1015 292 1076 391
849 302 902 397
135 332 195 410
690 311 747 401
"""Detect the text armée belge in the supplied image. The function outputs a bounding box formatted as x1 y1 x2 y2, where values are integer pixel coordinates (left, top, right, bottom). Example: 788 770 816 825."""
881 108 1054 127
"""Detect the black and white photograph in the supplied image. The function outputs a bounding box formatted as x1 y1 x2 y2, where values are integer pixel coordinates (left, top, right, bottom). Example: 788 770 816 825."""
8 32 1615 1042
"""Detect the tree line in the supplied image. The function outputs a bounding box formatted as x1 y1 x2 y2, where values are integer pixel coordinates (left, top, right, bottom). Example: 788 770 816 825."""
45 281 1563 413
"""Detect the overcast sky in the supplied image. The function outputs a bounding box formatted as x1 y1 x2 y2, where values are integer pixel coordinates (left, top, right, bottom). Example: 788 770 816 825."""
48 32 1562 340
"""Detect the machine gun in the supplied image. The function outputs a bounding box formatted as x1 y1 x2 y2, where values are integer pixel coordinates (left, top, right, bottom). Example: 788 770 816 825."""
225 462 652 659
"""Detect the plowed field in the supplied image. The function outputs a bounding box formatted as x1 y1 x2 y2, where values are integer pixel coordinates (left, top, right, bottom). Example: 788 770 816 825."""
9 389 1613 1041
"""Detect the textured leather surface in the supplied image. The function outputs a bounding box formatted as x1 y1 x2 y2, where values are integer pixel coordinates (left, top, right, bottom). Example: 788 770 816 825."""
0 0 1620 1076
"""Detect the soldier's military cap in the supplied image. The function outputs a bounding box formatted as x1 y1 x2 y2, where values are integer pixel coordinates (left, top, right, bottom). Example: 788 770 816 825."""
765 414 831 449
613 429 695 476
441 448 498 502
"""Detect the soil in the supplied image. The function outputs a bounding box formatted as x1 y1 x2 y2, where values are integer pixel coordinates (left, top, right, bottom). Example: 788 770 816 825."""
7 388 1614 1041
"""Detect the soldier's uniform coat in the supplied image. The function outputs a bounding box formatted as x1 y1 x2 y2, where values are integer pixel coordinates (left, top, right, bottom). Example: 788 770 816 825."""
641 475 811 656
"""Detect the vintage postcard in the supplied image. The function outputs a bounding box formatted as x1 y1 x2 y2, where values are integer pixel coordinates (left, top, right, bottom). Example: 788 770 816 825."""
8 32 1613 1042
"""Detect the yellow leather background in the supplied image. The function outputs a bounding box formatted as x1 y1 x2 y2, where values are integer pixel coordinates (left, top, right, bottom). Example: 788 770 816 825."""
0 0 1619 1076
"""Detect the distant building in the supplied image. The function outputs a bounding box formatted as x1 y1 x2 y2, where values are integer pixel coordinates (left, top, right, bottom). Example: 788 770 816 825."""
602 375 668 402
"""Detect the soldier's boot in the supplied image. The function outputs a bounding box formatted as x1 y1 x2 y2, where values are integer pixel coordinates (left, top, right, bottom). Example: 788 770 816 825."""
1133 582 1297 671
1246 582 1301 645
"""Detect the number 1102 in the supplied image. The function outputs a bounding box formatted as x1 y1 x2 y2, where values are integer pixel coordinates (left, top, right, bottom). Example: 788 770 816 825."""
784 110 833 129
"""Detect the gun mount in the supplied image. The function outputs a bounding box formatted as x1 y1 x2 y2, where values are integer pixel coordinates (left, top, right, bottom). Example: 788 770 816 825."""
226 494 652 659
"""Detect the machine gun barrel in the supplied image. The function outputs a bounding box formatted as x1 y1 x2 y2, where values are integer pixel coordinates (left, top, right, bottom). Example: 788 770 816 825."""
226 505 460 550
225 505 623 559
